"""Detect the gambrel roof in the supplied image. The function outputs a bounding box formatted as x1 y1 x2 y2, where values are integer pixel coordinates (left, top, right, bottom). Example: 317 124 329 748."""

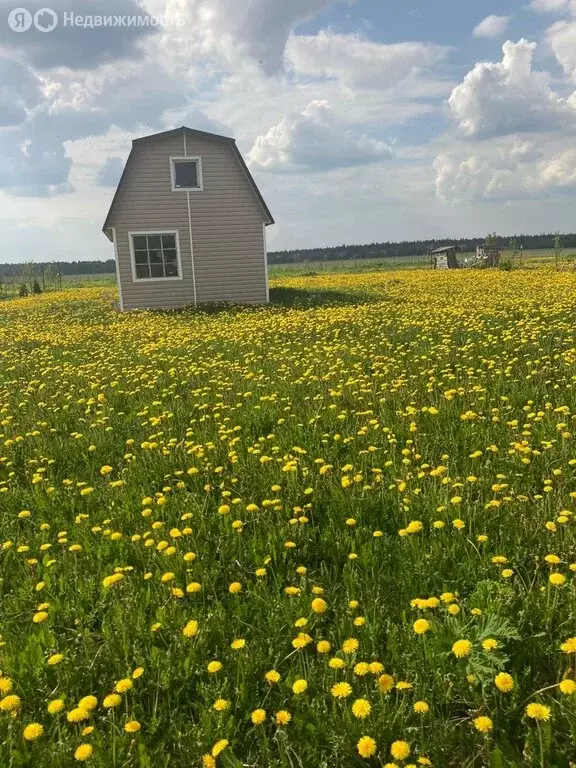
102 126 274 234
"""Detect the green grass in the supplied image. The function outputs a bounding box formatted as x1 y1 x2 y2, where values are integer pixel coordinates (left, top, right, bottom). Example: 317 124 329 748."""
0 270 575 768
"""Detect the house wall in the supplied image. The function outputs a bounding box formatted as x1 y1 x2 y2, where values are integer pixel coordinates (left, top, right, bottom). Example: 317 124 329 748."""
108 129 269 310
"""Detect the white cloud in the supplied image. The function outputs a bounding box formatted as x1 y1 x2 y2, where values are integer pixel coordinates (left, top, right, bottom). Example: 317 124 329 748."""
536 147 576 187
473 15 511 38
434 137 576 202
177 0 353 73
248 100 393 171
529 0 573 13
547 21 576 81
447 39 576 138
285 31 448 90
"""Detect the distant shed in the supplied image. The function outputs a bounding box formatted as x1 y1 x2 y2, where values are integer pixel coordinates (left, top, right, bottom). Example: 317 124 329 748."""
431 246 459 270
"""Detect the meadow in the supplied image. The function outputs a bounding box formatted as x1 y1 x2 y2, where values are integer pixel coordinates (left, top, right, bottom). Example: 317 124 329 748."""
0 268 575 767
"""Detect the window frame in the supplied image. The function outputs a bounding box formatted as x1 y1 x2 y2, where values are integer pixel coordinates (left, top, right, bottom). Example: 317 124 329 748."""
169 156 204 192
128 230 183 282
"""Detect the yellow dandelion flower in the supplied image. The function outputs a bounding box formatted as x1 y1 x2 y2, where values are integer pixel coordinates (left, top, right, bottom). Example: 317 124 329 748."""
23 723 44 740
102 694 122 708
251 708 266 725
67 708 90 723
275 710 291 725
0 695 20 712
378 674 395 693
525 703 551 721
473 716 493 733
182 620 199 638
342 638 359 654
331 682 352 698
78 696 98 711
559 679 576 695
352 698 371 718
47 699 65 714
292 679 308 694
357 736 377 758
211 739 228 756
413 619 430 635
311 597 327 613
560 637 576 653
74 744 93 761
549 573 566 586
452 639 472 658
390 741 411 760
494 673 514 693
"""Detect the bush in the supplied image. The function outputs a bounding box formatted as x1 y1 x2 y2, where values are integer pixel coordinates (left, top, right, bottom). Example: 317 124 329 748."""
32 280 42 294
18 284 29 297
499 258 514 272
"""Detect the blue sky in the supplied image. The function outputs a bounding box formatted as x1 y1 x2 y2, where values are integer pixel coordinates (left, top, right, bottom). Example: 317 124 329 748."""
1 0 576 261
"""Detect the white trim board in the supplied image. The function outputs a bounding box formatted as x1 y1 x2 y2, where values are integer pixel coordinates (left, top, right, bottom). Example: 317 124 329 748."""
111 227 124 311
128 230 184 283
169 156 204 192
262 222 269 303
183 130 198 306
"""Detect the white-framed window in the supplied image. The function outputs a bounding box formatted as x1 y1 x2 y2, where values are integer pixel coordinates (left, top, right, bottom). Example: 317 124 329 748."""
128 230 183 281
170 157 203 191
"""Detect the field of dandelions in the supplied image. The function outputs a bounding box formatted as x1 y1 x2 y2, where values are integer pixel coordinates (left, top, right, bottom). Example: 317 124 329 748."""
0 268 575 768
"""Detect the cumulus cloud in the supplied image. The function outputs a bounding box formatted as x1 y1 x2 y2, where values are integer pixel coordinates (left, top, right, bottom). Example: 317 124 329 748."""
0 58 195 195
447 39 576 138
537 147 576 187
547 21 576 81
285 31 447 90
181 0 352 73
434 138 576 202
248 100 392 171
473 15 511 38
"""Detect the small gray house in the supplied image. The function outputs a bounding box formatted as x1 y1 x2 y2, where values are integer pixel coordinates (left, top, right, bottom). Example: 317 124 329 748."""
102 126 274 310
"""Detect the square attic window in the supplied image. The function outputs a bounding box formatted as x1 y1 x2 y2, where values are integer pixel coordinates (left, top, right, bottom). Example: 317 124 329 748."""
171 158 203 191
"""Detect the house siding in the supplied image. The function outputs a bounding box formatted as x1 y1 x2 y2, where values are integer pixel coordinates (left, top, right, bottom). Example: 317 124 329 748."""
107 129 269 310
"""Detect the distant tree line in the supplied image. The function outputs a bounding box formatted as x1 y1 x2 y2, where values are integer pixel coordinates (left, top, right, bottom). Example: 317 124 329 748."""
267 232 576 264
1 233 575 277
0 260 117 278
